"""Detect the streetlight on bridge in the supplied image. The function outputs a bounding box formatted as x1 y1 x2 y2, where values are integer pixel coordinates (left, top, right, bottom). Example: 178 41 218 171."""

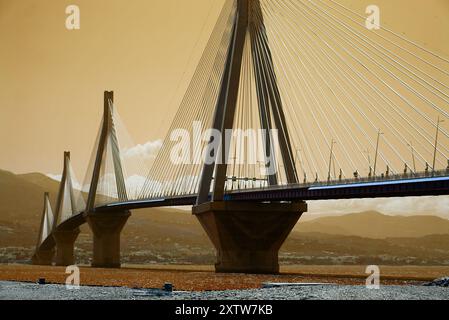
373 129 384 177
432 116 444 176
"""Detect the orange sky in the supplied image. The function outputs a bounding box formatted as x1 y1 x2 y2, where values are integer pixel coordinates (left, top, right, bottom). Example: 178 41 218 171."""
0 0 448 177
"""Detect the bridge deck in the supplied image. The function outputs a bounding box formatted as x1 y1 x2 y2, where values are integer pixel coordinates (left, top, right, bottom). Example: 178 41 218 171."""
95 175 449 212
43 174 449 253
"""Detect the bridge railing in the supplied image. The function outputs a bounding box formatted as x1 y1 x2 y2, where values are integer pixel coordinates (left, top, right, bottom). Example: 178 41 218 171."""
228 169 449 193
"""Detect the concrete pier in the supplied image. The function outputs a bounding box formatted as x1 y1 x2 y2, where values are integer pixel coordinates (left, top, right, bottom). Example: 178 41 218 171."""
193 201 306 274
86 211 130 268
31 249 55 266
53 228 80 266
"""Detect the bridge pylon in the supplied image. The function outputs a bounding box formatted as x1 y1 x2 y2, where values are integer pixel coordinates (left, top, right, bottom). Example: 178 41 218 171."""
52 151 81 266
32 192 56 265
85 91 130 268
194 0 306 274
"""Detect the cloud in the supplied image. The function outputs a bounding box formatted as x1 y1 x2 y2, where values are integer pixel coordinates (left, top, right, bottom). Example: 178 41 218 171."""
47 173 62 182
123 140 163 160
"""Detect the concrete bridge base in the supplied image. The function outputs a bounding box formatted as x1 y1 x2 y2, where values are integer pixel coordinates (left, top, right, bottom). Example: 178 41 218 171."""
193 201 306 274
31 249 55 266
53 228 80 266
86 211 130 268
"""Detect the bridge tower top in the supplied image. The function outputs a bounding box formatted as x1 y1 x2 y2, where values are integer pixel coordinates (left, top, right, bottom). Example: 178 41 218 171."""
86 91 128 212
53 151 78 225
196 0 298 205
36 192 55 249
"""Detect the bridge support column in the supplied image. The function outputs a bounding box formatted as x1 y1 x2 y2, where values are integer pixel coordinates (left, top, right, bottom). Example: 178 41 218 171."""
53 228 80 266
86 211 130 268
193 201 306 274
32 249 55 266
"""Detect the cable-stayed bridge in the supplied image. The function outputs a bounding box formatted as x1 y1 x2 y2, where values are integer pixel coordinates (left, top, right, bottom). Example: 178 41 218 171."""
33 0 449 273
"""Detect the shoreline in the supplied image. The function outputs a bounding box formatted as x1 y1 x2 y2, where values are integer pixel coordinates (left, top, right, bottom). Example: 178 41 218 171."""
1 264 447 291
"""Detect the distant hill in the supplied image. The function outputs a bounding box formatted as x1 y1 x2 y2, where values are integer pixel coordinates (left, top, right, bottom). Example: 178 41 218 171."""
0 170 57 226
0 170 62 249
18 172 61 193
295 211 449 239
